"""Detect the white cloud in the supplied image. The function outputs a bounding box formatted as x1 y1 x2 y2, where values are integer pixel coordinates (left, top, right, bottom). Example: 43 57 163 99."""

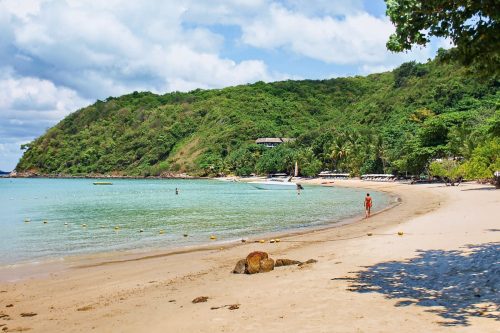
241 5 396 64
0 0 440 97
360 64 395 75
0 68 89 120
1 0 41 21
2 0 282 100
181 0 269 25
160 45 278 91
0 68 90 170
239 3 440 75
283 0 364 16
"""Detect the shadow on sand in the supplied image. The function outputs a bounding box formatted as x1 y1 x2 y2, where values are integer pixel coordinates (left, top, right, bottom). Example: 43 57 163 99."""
348 243 499 326
461 186 497 191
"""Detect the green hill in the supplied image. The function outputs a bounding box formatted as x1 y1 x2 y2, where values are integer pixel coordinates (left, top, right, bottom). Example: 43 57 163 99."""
16 53 499 178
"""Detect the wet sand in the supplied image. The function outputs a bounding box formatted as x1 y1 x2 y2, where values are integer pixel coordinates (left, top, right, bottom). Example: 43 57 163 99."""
0 180 498 332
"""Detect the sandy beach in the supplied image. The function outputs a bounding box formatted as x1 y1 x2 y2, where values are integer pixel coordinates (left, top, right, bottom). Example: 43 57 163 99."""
0 180 498 332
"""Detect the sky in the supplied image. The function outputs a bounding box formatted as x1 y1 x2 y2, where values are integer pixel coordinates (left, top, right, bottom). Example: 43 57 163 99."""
0 0 451 171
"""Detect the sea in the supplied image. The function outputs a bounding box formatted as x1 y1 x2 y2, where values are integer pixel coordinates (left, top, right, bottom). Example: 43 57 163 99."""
0 178 391 266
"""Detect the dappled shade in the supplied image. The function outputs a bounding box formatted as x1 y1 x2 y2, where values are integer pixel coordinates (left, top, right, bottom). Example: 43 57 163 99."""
349 243 499 326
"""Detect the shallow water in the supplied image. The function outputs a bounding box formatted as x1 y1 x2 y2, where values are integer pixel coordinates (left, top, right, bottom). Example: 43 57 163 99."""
0 178 390 265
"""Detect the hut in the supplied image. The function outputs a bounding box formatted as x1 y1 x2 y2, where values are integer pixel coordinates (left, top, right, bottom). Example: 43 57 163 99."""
255 138 294 148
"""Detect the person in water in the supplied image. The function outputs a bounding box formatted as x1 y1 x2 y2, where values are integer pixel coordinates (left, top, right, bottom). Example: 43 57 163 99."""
296 184 304 195
364 193 372 218
175 188 179 195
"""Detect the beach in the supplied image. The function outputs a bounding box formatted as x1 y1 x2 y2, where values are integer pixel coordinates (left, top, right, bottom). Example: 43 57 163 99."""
0 180 498 332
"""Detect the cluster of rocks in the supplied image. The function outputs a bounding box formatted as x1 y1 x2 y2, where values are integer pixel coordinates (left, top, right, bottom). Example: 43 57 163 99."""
233 251 317 274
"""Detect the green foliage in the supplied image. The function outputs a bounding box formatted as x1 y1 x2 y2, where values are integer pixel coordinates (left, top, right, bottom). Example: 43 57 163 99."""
255 144 296 175
295 148 323 177
385 0 500 77
429 159 463 182
393 61 428 88
226 144 264 176
460 138 500 179
15 58 499 180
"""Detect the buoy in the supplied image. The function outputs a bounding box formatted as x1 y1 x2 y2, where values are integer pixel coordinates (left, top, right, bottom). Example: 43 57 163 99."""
64 222 68 226
210 235 217 240
183 234 188 237
159 229 165 234
367 233 373 236
259 239 265 243
43 220 48 224
24 218 30 223
397 231 404 236
275 239 281 243
139 229 144 233
114 226 120 230
269 239 275 243
82 224 87 227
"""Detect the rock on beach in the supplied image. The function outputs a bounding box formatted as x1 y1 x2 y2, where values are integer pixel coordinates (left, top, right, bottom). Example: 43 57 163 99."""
246 251 269 274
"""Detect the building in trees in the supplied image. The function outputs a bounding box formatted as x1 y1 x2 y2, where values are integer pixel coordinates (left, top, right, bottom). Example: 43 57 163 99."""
255 138 294 148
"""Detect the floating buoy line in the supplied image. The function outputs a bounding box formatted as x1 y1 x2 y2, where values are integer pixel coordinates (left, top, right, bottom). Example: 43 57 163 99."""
22 219 411 244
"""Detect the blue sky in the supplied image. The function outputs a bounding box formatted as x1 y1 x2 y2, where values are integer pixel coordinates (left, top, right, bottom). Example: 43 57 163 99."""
0 0 450 171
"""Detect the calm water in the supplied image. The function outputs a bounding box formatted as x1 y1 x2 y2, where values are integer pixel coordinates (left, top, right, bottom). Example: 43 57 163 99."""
0 178 391 265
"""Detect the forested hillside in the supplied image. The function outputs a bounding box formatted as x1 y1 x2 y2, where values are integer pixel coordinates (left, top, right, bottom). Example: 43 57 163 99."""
16 51 499 179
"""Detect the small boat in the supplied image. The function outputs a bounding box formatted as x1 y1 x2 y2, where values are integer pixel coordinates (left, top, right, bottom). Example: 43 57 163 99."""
93 182 113 185
250 176 298 190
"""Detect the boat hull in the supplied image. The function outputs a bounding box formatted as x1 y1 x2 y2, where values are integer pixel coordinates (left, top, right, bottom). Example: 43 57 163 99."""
250 182 297 190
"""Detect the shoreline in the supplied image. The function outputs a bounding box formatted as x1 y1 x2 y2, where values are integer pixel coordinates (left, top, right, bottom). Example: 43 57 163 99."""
0 179 398 281
1 181 498 332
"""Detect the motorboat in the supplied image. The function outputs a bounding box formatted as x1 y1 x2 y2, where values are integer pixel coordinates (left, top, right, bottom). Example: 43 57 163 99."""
249 176 299 190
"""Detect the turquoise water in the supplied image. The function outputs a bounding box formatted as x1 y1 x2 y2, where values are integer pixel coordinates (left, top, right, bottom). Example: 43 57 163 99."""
0 178 390 265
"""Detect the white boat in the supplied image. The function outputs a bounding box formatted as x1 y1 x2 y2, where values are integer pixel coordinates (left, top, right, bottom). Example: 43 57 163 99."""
249 177 299 190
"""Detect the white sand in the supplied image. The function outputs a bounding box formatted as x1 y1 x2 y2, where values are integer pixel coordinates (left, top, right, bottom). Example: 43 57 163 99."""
0 181 498 332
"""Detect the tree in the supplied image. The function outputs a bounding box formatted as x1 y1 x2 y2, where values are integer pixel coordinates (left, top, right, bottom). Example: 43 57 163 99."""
226 144 264 176
429 159 463 186
385 0 500 77
460 138 500 180
393 61 428 87
295 148 322 177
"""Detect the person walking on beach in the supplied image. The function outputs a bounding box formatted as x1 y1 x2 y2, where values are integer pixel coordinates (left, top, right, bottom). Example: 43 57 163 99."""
364 193 372 218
